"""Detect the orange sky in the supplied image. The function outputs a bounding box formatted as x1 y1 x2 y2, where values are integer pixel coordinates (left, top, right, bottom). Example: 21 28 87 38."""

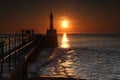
0 0 120 34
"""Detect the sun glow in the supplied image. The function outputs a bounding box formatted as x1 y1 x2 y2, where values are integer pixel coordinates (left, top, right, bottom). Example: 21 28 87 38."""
61 33 70 48
62 20 68 28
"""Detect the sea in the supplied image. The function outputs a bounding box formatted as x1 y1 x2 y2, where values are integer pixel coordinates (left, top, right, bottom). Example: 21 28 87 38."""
28 33 120 80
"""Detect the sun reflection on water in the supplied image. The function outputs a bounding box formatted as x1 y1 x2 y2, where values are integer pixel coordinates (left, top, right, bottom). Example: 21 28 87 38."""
61 33 70 48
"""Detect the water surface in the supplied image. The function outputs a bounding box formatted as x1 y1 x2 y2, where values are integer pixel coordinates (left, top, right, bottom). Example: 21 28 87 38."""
29 34 120 80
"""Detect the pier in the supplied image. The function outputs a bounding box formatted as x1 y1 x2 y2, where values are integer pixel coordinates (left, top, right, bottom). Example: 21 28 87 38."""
0 12 85 80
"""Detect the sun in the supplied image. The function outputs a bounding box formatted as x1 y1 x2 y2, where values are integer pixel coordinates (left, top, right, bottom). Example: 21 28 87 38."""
62 20 68 28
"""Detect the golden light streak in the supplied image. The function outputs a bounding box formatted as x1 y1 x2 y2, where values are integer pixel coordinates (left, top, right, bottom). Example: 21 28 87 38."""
61 33 70 48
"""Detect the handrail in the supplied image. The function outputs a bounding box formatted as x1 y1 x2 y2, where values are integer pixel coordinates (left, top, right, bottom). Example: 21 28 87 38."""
7 46 37 80
0 34 36 80
0 41 33 62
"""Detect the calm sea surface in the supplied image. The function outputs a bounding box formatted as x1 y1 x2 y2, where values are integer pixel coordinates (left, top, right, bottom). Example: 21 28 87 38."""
29 34 120 80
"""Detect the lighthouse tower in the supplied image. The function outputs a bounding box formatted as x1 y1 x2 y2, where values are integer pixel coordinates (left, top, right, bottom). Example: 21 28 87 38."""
47 11 58 47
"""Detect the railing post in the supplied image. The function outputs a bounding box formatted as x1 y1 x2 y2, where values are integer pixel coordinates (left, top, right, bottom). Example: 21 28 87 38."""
21 62 28 78
14 37 17 65
0 41 4 79
8 36 11 72
21 33 24 57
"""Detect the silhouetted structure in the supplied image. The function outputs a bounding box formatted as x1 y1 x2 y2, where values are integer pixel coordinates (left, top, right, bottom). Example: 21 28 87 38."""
0 12 86 80
21 29 34 36
20 11 58 48
46 11 58 47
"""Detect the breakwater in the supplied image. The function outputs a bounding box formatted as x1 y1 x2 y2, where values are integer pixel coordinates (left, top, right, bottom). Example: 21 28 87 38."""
0 11 58 80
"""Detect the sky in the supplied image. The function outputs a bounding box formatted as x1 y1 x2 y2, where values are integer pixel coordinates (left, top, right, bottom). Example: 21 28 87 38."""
0 0 120 34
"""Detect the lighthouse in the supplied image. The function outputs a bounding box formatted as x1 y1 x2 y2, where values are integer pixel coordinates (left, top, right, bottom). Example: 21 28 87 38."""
47 11 58 47
50 11 54 30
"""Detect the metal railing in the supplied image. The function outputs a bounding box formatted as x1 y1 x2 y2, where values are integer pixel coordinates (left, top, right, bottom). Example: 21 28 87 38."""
0 34 37 80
